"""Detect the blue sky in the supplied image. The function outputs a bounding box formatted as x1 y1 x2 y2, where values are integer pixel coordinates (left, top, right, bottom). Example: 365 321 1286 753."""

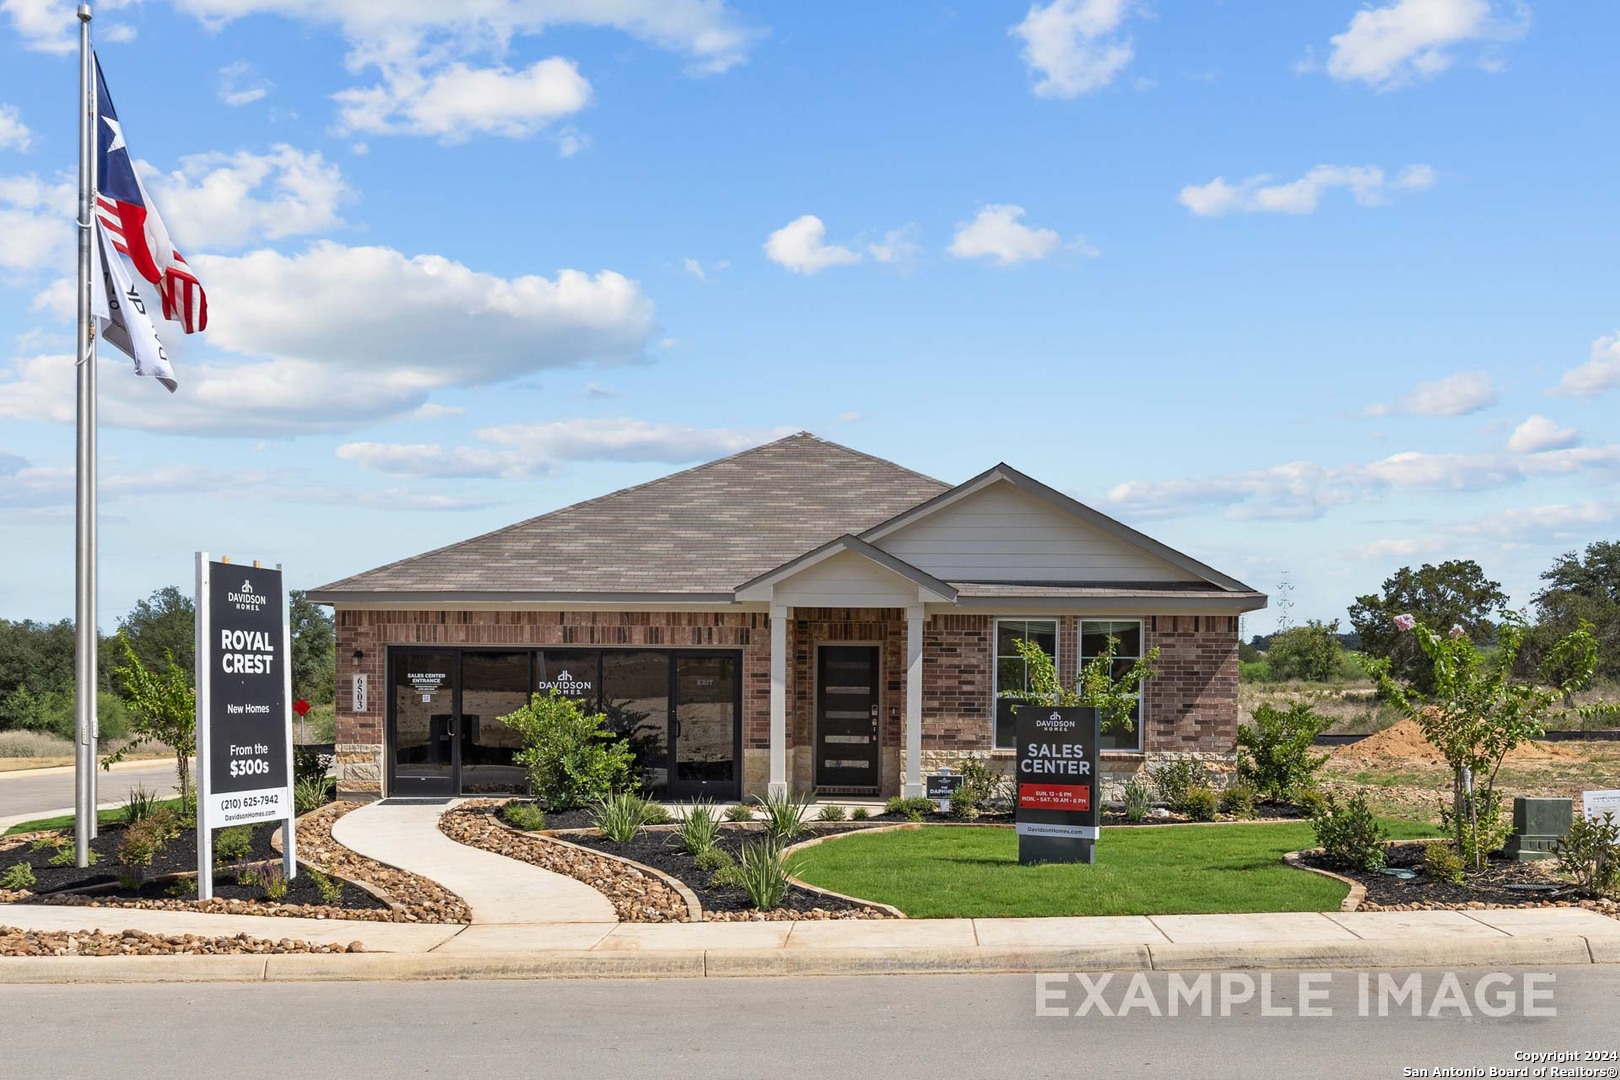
1 0 1617 635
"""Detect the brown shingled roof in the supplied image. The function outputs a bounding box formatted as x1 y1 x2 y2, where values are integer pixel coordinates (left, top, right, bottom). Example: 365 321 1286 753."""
310 433 950 599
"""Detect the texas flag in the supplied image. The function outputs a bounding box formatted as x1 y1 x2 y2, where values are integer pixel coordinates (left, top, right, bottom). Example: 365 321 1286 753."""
93 54 207 334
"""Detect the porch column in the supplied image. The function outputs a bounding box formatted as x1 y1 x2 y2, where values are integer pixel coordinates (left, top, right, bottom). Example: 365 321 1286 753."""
903 604 924 798
768 603 789 795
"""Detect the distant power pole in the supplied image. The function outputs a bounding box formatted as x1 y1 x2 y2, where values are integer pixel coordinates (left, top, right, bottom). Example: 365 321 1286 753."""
1275 571 1295 632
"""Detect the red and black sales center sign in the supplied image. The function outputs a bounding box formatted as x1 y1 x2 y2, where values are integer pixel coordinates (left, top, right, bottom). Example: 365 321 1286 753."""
200 561 292 828
1014 705 1101 864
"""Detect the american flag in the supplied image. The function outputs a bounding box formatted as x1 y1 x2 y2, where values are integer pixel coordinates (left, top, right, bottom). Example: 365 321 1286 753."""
94 54 207 334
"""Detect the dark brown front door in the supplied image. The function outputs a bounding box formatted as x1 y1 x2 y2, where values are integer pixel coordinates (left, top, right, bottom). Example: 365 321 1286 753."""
815 645 880 790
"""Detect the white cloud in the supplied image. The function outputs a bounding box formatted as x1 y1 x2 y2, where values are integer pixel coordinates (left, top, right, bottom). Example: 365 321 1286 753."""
1106 440 1620 522
2 0 137 54
337 419 796 479
764 215 862 275
1444 501 1620 542
0 242 659 435
1507 415 1580 454
1010 0 1138 98
218 60 273 106
866 226 921 267
1550 333 1620 398
0 105 32 152
1354 538 1438 560
683 257 708 283
1322 0 1529 90
1179 163 1436 216
554 125 588 157
1364 371 1497 417
333 58 592 141
142 145 350 250
408 402 465 420
582 381 615 399
948 205 1075 266
0 173 74 272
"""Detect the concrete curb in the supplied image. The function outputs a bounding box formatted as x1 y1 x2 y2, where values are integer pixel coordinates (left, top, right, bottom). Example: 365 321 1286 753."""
1 935 1612 983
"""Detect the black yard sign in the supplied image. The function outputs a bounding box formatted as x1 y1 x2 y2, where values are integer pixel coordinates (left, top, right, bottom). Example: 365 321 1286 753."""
195 554 298 900
1014 705 1101 864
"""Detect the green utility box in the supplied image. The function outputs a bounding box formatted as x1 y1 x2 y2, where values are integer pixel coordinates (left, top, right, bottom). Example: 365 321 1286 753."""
1502 797 1573 861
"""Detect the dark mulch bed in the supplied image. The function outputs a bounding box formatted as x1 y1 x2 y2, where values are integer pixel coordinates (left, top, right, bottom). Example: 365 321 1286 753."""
0 820 387 913
559 822 882 915
1301 841 1581 908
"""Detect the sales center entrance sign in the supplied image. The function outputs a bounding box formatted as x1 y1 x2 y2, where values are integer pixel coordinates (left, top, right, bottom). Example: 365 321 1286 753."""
1015 705 1101 864
195 552 297 899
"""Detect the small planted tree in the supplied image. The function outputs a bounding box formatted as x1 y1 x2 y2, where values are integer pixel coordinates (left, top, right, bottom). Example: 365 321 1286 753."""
499 690 634 810
1001 635 1159 742
104 633 195 804
1236 701 1331 802
1368 611 1598 870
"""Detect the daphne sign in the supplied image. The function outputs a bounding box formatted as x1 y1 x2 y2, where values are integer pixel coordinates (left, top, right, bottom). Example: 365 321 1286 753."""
1015 705 1101 864
194 553 296 900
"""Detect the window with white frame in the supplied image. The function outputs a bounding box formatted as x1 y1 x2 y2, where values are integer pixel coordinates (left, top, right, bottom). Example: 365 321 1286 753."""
992 619 1057 750
1081 619 1145 751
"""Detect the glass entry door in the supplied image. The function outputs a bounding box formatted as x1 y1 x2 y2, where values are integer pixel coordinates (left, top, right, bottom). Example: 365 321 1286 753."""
670 654 739 799
391 649 457 797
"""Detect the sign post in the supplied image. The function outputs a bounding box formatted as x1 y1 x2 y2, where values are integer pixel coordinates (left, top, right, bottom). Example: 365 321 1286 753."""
1014 705 1101 865
195 553 296 900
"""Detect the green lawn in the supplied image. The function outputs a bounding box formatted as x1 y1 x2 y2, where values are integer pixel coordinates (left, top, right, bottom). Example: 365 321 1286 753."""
792 821 1440 918
3 797 185 836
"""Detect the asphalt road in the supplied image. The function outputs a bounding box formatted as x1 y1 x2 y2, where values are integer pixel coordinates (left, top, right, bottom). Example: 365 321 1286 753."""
0 760 184 825
5 969 1616 1079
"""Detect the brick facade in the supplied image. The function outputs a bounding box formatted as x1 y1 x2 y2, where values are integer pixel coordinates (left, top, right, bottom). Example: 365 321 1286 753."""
334 607 1240 800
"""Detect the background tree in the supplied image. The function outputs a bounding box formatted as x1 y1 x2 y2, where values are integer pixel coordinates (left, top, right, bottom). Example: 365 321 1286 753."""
1348 561 1507 694
1001 635 1159 738
1527 540 1620 683
288 591 336 705
117 586 195 679
1265 619 1345 682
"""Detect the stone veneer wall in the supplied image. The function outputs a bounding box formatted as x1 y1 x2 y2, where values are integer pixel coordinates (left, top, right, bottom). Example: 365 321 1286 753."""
333 609 771 799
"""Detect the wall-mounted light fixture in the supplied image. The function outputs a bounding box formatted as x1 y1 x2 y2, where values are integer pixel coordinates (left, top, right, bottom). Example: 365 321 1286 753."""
352 649 365 663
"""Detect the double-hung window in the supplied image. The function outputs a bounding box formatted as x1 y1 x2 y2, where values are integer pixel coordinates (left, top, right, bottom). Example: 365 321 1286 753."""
1081 620 1145 751
992 619 1057 750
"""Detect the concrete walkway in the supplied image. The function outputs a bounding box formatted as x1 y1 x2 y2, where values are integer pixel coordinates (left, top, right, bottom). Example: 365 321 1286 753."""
330 800 617 925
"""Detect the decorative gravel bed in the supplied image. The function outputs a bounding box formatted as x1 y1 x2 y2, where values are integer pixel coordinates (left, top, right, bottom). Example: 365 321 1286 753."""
0 926 360 957
553 822 894 921
0 802 469 925
439 803 689 922
1301 840 1620 920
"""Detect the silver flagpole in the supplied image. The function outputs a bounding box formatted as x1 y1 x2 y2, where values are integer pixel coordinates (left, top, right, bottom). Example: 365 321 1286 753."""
73 1 98 867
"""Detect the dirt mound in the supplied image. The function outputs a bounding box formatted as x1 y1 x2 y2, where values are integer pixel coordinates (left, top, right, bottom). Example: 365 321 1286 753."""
1332 717 1581 767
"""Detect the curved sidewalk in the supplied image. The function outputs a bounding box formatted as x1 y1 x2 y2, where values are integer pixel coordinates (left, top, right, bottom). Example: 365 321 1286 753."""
331 800 617 925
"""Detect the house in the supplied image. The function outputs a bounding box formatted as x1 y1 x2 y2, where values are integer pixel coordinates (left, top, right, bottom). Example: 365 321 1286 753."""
308 433 1265 802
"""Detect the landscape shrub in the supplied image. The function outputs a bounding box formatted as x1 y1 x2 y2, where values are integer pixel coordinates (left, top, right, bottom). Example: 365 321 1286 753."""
306 868 343 905
947 787 980 820
117 809 181 883
1181 785 1219 822
1218 781 1258 818
293 775 333 816
641 802 672 826
849 806 871 821
723 802 755 822
214 825 253 863
755 789 811 839
499 801 548 832
1236 702 1332 801
0 862 35 890
119 784 162 826
260 863 289 901
1438 788 1511 866
292 746 334 789
1423 839 1465 885
1122 776 1154 823
699 847 741 888
1556 812 1620 898
1310 791 1388 871
673 800 721 855
736 838 790 910
1149 758 1212 814
884 796 935 822
816 804 847 822
48 840 94 867
1294 787 1330 819
592 791 658 844
500 691 634 811
955 756 1011 811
